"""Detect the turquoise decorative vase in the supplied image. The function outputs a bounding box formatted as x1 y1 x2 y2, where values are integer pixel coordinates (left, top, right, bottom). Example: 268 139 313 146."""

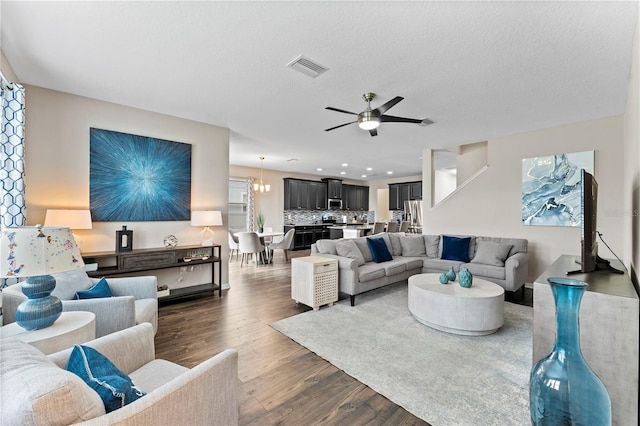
458 268 473 288
446 267 456 282
15 274 63 330
529 277 611 425
438 273 449 284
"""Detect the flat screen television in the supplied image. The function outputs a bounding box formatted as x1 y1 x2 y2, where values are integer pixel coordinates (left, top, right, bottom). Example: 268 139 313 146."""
567 169 623 275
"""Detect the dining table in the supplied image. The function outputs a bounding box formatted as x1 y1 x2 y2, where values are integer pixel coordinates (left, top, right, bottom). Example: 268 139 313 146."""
234 231 284 264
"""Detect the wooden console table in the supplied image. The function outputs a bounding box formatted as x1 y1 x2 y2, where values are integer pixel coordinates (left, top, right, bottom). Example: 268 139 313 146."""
81 244 222 301
533 254 639 425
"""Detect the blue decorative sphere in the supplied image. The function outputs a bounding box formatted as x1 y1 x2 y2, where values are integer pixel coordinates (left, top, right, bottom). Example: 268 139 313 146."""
459 267 473 288
446 267 456 282
439 273 449 284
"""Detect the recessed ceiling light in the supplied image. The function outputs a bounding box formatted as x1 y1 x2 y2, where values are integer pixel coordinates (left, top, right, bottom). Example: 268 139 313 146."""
342 163 348 167
387 171 393 175
340 171 346 175
366 167 372 171
361 174 367 178
316 168 322 171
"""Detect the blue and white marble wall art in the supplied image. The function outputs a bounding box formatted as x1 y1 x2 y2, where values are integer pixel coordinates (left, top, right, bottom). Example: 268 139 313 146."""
90 128 192 222
522 151 594 227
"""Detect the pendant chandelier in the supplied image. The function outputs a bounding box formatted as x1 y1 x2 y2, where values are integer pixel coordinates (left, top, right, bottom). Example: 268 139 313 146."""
253 156 270 193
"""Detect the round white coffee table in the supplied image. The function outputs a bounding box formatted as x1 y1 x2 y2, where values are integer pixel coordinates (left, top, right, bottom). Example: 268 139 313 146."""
408 273 504 335
0 311 96 354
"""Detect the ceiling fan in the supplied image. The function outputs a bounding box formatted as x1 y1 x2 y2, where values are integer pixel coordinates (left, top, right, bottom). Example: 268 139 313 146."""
325 92 433 137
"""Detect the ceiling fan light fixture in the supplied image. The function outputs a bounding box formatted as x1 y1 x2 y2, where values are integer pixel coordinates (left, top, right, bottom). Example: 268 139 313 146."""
358 110 380 130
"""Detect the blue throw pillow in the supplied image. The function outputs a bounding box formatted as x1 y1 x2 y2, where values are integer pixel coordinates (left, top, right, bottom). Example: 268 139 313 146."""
366 237 393 263
74 277 113 300
66 345 145 413
441 236 471 262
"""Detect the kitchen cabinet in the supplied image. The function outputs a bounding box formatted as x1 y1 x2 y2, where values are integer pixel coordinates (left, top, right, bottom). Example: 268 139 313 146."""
388 181 422 210
285 178 326 210
342 184 369 211
323 178 343 199
284 224 331 250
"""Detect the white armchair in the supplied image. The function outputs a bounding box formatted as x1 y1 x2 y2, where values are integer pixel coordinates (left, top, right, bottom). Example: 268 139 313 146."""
1 269 158 337
1 323 239 425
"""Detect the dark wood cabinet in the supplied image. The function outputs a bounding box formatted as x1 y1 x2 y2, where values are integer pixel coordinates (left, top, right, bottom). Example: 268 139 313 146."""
285 178 329 210
323 178 343 199
285 224 331 250
309 181 327 210
342 184 369 211
389 181 422 210
81 245 222 301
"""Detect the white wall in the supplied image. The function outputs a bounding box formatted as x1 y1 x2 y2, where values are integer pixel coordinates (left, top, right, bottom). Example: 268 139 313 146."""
434 170 457 205
423 116 625 282
23 85 231 285
456 141 488 185
624 10 640 290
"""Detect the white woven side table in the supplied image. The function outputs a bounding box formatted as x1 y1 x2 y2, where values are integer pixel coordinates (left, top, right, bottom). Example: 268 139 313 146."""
291 256 338 310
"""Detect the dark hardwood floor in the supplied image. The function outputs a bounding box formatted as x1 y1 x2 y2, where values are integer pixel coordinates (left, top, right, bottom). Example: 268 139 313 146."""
155 250 533 425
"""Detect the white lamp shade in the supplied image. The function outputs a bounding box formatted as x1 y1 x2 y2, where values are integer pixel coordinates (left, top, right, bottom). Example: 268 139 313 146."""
0 226 84 278
44 209 93 230
191 210 223 227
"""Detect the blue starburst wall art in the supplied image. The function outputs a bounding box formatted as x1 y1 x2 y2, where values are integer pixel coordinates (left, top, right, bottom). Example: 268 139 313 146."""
90 128 192 222
521 150 593 227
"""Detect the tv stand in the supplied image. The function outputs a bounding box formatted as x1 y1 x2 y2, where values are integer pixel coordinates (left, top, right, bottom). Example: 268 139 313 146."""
566 255 625 275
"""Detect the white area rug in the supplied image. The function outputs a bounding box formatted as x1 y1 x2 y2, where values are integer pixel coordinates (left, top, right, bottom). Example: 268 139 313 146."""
271 282 532 425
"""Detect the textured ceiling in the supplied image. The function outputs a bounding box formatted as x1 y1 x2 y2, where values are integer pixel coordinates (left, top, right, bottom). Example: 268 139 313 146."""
1 1 637 181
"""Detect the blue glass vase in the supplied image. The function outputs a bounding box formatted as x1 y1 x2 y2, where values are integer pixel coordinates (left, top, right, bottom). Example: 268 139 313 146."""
529 277 611 425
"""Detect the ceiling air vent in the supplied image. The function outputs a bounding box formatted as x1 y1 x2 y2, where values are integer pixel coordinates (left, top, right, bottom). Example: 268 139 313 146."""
286 55 329 78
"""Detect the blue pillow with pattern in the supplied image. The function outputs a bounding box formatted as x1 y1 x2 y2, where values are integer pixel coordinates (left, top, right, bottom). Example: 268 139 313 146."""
66 344 145 413
74 277 113 300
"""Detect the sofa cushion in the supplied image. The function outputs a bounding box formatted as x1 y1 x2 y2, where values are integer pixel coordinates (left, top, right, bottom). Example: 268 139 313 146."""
441 236 471 262
463 263 506 280
382 260 407 276
67 345 146 413
477 236 527 256
74 277 113 300
51 268 93 300
353 238 374 263
388 233 403 256
0 338 105 425
397 256 424 270
471 241 513 267
315 239 339 255
366 237 393 263
424 235 440 258
358 264 386 282
400 236 426 257
336 240 365 266
422 258 464 272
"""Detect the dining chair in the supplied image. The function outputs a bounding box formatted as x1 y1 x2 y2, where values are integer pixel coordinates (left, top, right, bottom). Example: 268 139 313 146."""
399 221 410 233
386 222 400 233
262 226 274 244
372 222 386 235
268 229 295 262
237 232 265 267
228 230 240 262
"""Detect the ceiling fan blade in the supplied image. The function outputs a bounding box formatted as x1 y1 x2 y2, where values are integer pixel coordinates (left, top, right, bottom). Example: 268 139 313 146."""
380 114 423 124
326 106 358 115
372 96 404 115
325 121 356 132
369 128 378 137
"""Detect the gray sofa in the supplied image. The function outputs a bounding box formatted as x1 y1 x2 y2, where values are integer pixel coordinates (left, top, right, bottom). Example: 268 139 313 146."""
311 232 528 306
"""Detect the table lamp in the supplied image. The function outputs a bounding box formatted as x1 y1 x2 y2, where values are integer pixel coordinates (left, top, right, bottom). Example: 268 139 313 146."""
191 210 223 246
0 226 84 330
44 209 92 251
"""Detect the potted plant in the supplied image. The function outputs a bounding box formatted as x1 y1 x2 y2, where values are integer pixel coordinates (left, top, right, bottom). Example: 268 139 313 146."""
257 212 265 233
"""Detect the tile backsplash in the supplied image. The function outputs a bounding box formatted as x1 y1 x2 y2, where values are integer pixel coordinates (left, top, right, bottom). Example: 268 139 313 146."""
284 210 373 224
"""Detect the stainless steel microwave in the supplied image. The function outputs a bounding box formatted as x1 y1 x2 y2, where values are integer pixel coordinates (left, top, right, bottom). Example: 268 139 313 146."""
328 199 342 209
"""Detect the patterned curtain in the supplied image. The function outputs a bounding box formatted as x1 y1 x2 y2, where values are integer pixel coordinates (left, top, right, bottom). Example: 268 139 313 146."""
1 81 26 228
1 80 26 290
246 177 255 232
